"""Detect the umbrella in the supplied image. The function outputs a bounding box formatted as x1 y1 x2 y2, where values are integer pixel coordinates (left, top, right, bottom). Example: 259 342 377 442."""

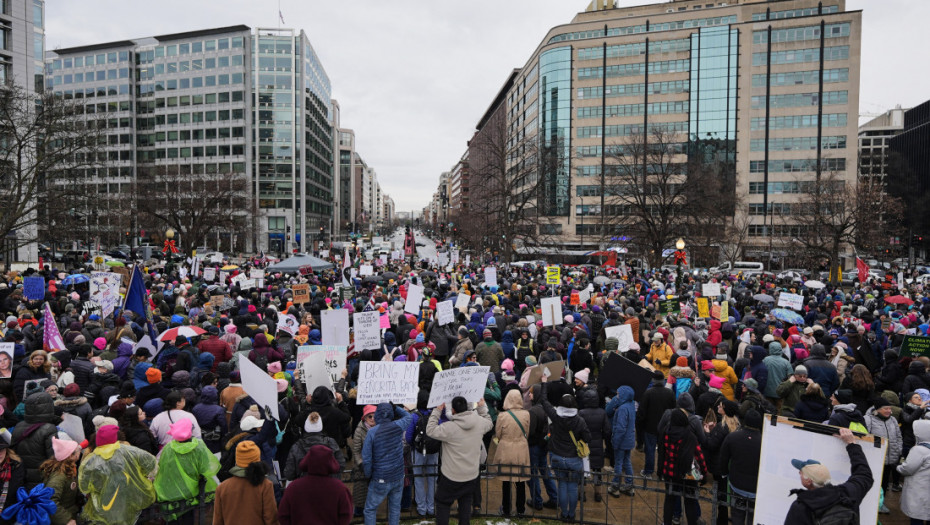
885 295 914 306
157 326 207 342
105 260 125 267
221 265 238 271
380 271 399 280
419 270 438 278
804 280 825 289
362 274 383 283
593 276 610 285
778 271 802 282
753 294 775 303
771 308 804 325
60 274 90 286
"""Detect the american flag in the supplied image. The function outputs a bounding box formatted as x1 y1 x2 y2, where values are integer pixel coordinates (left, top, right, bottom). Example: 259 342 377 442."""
256 250 268 266
43 303 66 352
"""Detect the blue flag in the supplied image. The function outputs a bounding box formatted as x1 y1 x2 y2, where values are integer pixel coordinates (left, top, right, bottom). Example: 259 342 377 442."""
123 265 157 342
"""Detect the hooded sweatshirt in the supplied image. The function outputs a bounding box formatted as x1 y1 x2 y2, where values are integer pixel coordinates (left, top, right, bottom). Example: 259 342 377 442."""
361 404 411 482
605 386 636 450
426 402 494 482
278 445 352 525
762 342 792 398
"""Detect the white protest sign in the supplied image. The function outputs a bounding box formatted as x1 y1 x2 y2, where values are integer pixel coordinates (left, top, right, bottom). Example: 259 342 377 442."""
321 309 350 346
297 345 347 390
777 292 804 311
465 254 470 267
239 356 280 419
702 283 721 298
436 300 455 326
219 270 228 283
438 252 449 267
231 273 246 287
240 279 255 291
353 311 382 350
276 314 299 336
605 324 634 352
426 365 491 407
455 294 471 313
211 253 223 263
359 264 374 276
250 269 264 280
541 296 562 327
392 250 402 261
203 267 216 282
190 257 200 278
356 361 420 405
578 289 591 304
90 272 119 318
379 254 388 265
320 250 329 258
484 267 497 288
133 335 158 361
178 267 188 281
300 350 332 392
60 413 85 442
451 250 460 264
405 284 424 315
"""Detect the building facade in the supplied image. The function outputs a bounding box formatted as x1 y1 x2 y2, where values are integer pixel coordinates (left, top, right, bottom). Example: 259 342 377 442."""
888 100 930 251
463 0 861 264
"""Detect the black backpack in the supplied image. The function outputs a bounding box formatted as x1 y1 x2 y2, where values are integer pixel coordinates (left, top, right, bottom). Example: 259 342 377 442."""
813 501 858 525
413 413 441 455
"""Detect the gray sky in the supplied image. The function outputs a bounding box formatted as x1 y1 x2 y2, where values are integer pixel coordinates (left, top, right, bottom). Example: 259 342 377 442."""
46 0 927 213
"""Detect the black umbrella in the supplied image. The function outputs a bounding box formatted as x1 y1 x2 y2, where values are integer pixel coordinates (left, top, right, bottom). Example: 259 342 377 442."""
362 274 383 283
380 271 399 280
420 270 438 278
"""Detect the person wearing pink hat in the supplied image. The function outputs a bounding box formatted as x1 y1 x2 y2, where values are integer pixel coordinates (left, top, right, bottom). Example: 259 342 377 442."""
78 425 157 525
41 437 82 525
154 418 221 522
350 405 378 514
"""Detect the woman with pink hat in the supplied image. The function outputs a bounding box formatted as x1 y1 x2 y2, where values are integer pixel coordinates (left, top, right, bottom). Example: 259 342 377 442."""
154 418 222 522
40 437 82 524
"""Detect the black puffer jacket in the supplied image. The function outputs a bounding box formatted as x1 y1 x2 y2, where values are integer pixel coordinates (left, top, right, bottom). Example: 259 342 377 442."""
11 393 61 488
901 361 930 395
296 386 352 448
578 387 609 470
540 382 591 459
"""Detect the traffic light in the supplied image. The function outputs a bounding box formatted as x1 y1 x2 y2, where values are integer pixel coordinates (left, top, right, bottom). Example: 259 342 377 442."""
286 225 291 233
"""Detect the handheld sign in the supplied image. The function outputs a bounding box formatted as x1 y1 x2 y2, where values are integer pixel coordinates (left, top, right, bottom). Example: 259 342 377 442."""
23 277 44 300
546 266 561 285
292 284 310 304
900 335 930 359
203 267 216 282
436 300 455 326
777 292 804 311
484 267 498 288
353 311 382 350
321 309 350 347
598 353 653 401
356 361 419 405
359 264 374 276
297 345 347 389
540 297 562 327
527 361 565 387
276 314 299 336
696 297 710 318
702 283 721 298
455 294 471 313
604 324 634 352
426 366 491 407
405 284 425 315
300 351 332 393
239 357 280 420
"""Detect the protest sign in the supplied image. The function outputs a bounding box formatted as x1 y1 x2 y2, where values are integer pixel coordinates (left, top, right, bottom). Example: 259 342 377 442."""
276 314 299 336
0 343 13 361
320 250 329 258
321 309 350 347
178 267 188 281
379 314 390 329
451 250 459 264
426 365 491 407
379 254 388 265
353 311 381 350
436 300 455 326
696 297 710 318
90 272 119 318
239 357 279 420
133 335 158 361
455 294 471 313
210 295 224 307
484 267 497 288
359 264 374 276
203 267 216 282
465 254 470 267
570 291 579 306
598 353 654 401
292 284 310 304
356 361 419 405
777 292 804 310
540 297 562 327
297 345 348 390
719 300 729 321
230 273 246 287
659 299 680 314
240 278 256 290
218 271 228 283
60 413 85 442
702 283 721 298
546 266 560 285
405 284 424 315
250 269 264 280
438 252 449 267
527 361 565 387
577 289 591 305
604 324 634 352
754 416 886 525
711 304 721 320
900 335 930 358
23 276 44 300
300 351 331 392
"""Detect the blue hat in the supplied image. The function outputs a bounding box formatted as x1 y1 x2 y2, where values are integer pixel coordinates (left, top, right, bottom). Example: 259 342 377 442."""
791 458 821 470
88 314 100 321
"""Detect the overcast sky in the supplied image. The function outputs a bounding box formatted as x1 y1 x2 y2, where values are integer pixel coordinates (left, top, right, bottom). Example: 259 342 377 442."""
46 0 928 213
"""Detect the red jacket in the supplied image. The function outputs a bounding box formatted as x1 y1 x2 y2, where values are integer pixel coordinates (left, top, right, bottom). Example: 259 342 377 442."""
197 336 232 372
278 445 352 525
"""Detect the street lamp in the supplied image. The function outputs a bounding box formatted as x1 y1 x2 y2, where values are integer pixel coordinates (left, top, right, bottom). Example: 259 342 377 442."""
165 228 176 274
674 238 686 292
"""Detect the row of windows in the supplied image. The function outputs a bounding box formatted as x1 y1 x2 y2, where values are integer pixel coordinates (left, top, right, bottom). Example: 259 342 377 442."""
576 100 688 119
50 51 130 71
748 225 809 238
78 101 132 114
576 183 683 197
577 121 688 138
136 91 245 115
752 45 848 66
752 23 850 44
52 68 129 85
153 37 245 59
576 38 690 61
747 203 795 216
578 59 689 80
547 15 735 44
751 113 847 130
750 136 846 152
137 55 246 80
750 5 839 21
750 90 847 109
576 80 689 100
53 85 130 99
137 144 246 161
135 73 245 94
139 127 245 144
751 68 848 87
749 158 846 173
748 181 843 194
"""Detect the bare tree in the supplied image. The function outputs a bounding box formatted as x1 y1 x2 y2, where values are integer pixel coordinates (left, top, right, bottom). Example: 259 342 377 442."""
718 213 753 270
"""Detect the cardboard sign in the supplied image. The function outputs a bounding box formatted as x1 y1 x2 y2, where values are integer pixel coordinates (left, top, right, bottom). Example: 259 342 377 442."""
426 365 491 407
711 304 721 320
598 352 654 401
702 283 721 298
405 284 424 315
292 284 310 304
297 345 347 390
540 297 562 327
203 267 216 282
526 361 565 387
356 361 420 405
455 293 471 313
900 335 930 359
112 266 130 285
23 276 45 300
696 297 710 318
777 292 804 311
569 291 580 306
321 309 350 347
210 295 224 307
604 324 634 352
484 267 497 288
276 314 299 336
436 300 455 326
353 311 382 350
546 266 560 285
239 356 280 420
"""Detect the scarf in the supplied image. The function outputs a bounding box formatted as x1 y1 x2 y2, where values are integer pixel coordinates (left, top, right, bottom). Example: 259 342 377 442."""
0 461 10 482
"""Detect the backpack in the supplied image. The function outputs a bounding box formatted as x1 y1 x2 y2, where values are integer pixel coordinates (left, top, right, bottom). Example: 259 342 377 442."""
812 501 858 525
467 329 479 347
674 377 693 399
745 395 776 415
252 347 269 372
413 413 441 455
848 421 868 434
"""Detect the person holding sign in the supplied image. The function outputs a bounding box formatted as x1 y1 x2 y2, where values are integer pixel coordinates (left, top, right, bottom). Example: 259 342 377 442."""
361 403 412 525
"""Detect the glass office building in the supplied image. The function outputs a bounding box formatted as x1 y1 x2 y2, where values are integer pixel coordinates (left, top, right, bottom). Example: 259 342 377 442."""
46 25 334 253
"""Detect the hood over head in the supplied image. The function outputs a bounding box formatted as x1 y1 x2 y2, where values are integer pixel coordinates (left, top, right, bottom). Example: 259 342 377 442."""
374 402 395 425
676 392 695 413
300 444 341 476
616 385 635 404
914 419 930 443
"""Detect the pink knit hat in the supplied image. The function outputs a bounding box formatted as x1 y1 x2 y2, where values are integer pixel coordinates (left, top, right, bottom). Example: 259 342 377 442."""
96 425 119 446
52 437 79 461
275 378 288 393
501 359 515 372
708 375 725 389
167 418 193 442
224 324 237 334
267 361 282 374
93 337 106 351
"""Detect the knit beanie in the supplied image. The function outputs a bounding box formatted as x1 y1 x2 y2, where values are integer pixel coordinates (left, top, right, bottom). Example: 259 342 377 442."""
236 441 261 468
52 437 79 461
605 337 619 352
675 356 688 367
146 367 162 384
96 425 119 447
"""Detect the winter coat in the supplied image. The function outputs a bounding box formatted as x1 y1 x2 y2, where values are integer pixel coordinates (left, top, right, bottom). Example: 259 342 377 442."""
540 383 592 459
278 445 352 525
711 359 739 401
150 409 203 446
864 409 903 465
492 391 531 482
475 339 505 372
902 402 930 449
802 350 840 398
762 348 793 399
69 357 95 393
448 337 473 368
775 378 807 416
792 393 831 423
606 386 636 451
500 330 515 360
11 392 60 487
426 402 494 482
718 427 762 493
578 388 609 470
896 420 930 521
214 467 279 525
192 386 228 453
123 425 159 455
785 442 873 524
12 364 50 403
198 335 233 370
283 432 345 481
112 342 133 379
0 458 25 519
747 347 768 395
44 469 80 525
361 404 411 482
638 379 677 435
350 420 370 507
873 352 904 394
828 403 868 432
668 365 695 400
646 341 674 376
902 361 930 395
302 386 352 448
54 395 93 438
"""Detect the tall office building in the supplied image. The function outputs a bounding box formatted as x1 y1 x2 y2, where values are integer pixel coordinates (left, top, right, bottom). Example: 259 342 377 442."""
45 25 334 253
495 0 861 263
888 100 930 252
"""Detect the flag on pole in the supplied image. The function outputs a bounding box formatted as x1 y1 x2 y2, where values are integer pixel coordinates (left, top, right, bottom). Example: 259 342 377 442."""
43 303 66 352
123 265 158 343
279 10 285 24
342 246 351 287
856 257 869 283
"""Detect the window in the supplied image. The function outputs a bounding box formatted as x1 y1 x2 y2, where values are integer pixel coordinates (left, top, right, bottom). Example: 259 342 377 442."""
752 113 848 130
751 91 848 109
753 23 850 44
751 136 846 151
32 0 43 28
749 158 845 173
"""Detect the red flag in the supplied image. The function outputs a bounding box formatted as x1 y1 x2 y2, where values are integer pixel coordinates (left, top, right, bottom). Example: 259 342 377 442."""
856 257 869 283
